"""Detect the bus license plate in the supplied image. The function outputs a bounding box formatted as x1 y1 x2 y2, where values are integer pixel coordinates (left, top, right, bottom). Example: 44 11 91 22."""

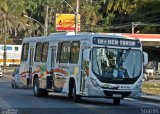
113 94 122 98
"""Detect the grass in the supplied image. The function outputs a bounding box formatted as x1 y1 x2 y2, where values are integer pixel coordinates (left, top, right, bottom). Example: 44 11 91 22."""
142 81 160 95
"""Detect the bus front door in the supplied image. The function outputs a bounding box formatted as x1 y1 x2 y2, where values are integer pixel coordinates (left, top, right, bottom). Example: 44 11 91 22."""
80 49 90 94
50 47 58 90
28 47 34 87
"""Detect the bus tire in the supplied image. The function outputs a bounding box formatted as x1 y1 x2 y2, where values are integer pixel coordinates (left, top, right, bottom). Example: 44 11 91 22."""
68 79 74 98
11 80 14 88
12 80 17 89
73 84 81 103
14 84 18 89
68 92 73 98
33 78 42 97
42 90 49 97
113 98 120 105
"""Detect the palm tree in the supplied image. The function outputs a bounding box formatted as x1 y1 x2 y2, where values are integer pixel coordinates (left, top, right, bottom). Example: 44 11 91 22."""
0 0 28 68
24 0 63 34
0 0 28 37
106 0 139 15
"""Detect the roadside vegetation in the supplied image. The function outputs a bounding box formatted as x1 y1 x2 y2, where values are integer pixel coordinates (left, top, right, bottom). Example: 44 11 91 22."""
142 81 160 95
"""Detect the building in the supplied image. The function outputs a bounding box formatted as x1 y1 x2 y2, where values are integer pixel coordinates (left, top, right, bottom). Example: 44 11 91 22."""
0 45 22 67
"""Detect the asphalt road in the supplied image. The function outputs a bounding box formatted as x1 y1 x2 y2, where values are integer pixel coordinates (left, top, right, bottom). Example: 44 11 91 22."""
0 74 160 114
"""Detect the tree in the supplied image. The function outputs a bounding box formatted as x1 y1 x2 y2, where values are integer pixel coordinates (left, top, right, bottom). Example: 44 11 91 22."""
131 0 160 33
0 0 27 68
0 0 27 37
24 0 64 35
80 2 101 32
106 0 139 15
132 0 160 23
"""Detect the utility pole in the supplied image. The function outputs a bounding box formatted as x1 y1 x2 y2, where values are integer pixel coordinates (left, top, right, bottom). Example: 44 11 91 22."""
3 20 7 69
45 6 49 36
132 22 140 34
131 22 135 34
75 0 79 35
63 0 79 34
103 0 106 4
132 22 148 34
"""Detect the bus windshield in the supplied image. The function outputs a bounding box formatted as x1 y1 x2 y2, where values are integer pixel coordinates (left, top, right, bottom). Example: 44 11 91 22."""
92 47 142 79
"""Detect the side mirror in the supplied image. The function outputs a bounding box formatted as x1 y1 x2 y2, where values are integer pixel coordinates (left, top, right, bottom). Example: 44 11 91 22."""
143 52 148 65
83 49 90 61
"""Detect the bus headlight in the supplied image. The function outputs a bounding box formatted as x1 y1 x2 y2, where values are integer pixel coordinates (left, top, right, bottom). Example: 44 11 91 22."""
90 78 100 87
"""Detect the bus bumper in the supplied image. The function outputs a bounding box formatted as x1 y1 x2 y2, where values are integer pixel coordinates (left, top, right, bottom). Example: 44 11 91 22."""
85 83 141 98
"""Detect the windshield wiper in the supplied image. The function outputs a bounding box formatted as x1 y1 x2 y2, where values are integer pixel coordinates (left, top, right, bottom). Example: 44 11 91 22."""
122 48 131 62
132 64 136 78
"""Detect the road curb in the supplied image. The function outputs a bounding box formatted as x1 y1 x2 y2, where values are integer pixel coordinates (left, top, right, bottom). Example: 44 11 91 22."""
136 96 160 104
141 97 160 103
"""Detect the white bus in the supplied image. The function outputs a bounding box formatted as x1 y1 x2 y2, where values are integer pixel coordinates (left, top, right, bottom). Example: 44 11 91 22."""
19 32 148 104
0 45 21 66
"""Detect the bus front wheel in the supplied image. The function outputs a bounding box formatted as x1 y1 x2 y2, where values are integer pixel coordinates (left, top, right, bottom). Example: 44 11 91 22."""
73 84 81 103
113 98 120 105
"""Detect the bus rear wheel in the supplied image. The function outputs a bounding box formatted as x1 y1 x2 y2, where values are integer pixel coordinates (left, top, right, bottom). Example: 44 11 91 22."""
41 90 49 97
113 98 120 105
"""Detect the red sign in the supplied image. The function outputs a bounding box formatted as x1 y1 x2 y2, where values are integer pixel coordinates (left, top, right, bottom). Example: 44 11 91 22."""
56 14 80 31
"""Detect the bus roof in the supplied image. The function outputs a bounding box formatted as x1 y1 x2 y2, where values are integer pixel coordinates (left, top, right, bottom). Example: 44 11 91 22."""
22 32 139 43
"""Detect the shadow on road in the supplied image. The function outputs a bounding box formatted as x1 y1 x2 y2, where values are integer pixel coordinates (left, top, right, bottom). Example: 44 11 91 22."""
46 94 130 107
79 98 130 107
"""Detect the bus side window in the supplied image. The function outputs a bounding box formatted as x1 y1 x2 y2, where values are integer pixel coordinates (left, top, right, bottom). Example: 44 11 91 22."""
34 42 43 62
60 42 71 63
56 42 62 63
70 41 80 64
21 43 29 61
41 42 49 62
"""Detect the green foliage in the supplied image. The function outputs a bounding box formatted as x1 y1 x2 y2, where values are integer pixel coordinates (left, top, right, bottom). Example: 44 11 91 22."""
140 26 160 34
142 81 160 88
80 2 102 32
106 0 139 15
132 0 160 22
131 0 160 33
0 37 16 44
0 0 160 43
0 0 28 43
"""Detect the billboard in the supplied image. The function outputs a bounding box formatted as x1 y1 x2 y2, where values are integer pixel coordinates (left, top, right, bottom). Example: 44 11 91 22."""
56 14 80 31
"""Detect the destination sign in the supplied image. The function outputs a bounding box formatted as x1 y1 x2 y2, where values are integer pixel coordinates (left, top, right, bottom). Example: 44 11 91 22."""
93 37 141 47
